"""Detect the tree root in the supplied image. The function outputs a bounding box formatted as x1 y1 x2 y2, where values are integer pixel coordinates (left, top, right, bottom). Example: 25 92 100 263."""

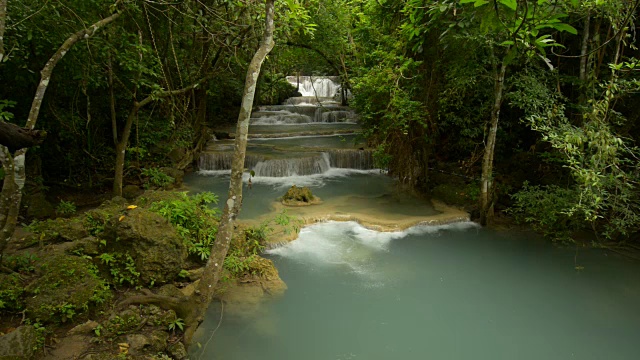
118 292 191 319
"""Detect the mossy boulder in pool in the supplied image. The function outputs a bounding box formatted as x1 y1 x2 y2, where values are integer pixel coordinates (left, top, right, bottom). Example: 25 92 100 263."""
282 185 320 206
103 208 187 285
25 254 111 323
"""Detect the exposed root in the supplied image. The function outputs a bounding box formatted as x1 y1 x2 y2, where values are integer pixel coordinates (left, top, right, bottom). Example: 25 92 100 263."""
118 293 191 319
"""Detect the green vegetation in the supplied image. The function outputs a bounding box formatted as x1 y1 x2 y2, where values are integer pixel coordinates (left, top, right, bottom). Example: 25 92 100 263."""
150 192 220 261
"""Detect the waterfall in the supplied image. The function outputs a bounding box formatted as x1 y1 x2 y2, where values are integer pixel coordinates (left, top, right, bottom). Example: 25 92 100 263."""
253 154 331 177
313 107 357 123
328 150 375 169
286 76 341 98
199 153 263 170
251 110 312 125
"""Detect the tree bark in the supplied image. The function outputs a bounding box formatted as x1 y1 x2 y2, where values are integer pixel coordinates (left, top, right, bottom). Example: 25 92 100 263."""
112 79 210 196
0 121 47 153
0 0 7 63
479 56 508 226
24 11 122 130
579 11 590 84
1 6 122 261
186 0 276 345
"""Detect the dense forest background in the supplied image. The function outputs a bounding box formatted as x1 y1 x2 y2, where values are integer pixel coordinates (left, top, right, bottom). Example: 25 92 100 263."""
1 0 639 244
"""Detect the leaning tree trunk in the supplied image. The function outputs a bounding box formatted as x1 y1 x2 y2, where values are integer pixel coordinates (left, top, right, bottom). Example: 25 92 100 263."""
0 0 6 63
185 0 276 344
0 9 121 261
479 57 508 226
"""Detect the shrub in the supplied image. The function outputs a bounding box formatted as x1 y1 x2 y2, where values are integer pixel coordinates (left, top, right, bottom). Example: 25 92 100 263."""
56 200 77 216
150 192 220 261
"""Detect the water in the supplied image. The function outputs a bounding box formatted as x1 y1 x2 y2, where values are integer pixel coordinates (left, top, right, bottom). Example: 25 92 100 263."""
189 79 640 359
192 222 640 360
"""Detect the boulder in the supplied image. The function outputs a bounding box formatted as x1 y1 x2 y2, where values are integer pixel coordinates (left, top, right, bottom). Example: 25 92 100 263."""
24 193 54 219
0 325 37 360
167 342 188 360
104 208 187 285
160 167 184 186
282 185 319 206
122 185 142 200
67 320 100 336
25 255 112 323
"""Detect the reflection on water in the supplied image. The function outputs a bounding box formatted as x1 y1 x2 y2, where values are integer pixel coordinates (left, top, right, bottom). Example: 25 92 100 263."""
192 221 640 360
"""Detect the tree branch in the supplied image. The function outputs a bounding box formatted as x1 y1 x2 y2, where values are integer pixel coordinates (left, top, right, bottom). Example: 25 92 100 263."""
25 8 123 130
0 121 47 153
284 42 342 75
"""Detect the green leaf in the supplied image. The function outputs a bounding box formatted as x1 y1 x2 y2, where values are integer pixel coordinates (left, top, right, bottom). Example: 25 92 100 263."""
498 0 517 11
474 0 489 7
551 23 578 35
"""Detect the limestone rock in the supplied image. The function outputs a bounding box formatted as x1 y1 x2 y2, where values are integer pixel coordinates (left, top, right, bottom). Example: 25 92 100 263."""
104 208 187 284
67 320 100 336
0 325 37 360
24 193 54 219
167 342 188 360
122 185 142 200
124 334 150 355
148 330 169 353
186 267 204 281
282 185 319 206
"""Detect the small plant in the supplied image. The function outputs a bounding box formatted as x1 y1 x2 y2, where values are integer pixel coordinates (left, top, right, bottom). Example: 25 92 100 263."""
168 317 185 332
150 192 220 261
4 253 38 273
56 200 77 216
141 168 175 189
178 269 189 279
98 252 141 286
84 212 108 236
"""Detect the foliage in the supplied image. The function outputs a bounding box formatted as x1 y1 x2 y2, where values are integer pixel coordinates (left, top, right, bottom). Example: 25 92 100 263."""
98 252 141 287
527 63 640 241
168 317 185 332
0 274 25 312
508 182 584 242
141 168 175 189
150 192 220 260
56 200 77 216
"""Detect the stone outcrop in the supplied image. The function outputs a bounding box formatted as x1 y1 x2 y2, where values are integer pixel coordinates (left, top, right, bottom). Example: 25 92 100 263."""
0 326 37 360
104 208 187 285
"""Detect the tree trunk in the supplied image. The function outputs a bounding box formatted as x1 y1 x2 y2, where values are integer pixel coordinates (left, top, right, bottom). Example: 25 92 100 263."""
479 57 508 226
0 0 7 63
1 7 121 260
578 10 591 104
186 0 276 344
0 147 19 265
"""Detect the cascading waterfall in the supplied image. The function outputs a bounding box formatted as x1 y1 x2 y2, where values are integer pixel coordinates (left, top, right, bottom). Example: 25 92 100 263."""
329 149 375 169
200 75 369 176
199 153 264 171
286 76 341 98
200 150 375 175
252 154 331 177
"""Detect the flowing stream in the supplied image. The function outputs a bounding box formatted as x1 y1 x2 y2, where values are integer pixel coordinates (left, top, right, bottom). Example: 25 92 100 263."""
186 78 640 359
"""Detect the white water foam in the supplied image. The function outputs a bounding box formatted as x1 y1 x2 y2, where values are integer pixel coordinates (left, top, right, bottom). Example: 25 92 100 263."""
266 221 480 284
198 168 383 188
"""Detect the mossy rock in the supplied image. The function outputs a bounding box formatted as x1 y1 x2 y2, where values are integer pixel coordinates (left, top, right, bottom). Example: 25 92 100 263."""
0 274 25 313
25 217 89 246
25 254 112 323
281 185 319 206
103 208 187 285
